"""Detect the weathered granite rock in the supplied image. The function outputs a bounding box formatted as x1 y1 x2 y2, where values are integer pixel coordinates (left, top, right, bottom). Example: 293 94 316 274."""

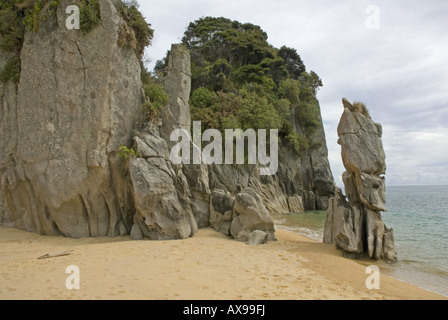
324 98 397 263
183 143 211 229
0 0 336 241
159 44 211 230
323 188 364 254
130 223 144 240
126 44 208 240
209 189 234 235
129 148 197 240
383 228 398 262
338 101 386 175
300 113 337 211
207 103 336 214
159 44 192 146
230 188 276 242
0 0 142 237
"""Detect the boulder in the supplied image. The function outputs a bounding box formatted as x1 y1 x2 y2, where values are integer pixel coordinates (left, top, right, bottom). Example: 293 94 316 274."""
130 223 144 240
338 107 386 175
209 189 234 235
129 139 197 240
230 188 276 242
383 227 398 263
365 209 385 260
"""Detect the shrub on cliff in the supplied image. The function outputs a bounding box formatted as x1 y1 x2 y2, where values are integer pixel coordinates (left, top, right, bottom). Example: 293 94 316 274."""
142 81 169 121
0 0 154 85
0 56 21 83
117 0 154 60
78 0 101 34
0 0 59 83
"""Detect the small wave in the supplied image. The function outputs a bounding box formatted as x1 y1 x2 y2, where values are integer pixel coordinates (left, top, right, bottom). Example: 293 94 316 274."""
396 258 420 265
275 224 323 242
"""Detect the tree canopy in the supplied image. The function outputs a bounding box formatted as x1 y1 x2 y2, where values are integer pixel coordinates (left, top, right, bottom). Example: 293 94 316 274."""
155 16 323 154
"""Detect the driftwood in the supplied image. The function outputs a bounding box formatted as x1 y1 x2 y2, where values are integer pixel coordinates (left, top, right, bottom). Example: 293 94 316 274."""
38 250 73 260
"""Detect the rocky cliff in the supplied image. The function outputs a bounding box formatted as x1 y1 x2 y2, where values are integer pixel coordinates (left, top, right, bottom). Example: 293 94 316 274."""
0 0 335 241
206 110 335 215
0 0 142 238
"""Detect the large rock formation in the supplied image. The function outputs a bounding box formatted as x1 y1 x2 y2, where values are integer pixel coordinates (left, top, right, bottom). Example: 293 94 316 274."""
127 46 276 243
127 44 199 240
0 1 336 241
207 107 336 215
208 187 276 245
324 98 397 263
0 0 142 238
209 189 234 236
128 133 198 240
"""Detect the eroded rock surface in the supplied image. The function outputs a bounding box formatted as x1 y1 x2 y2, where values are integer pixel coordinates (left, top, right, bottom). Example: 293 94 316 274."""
324 98 397 263
0 1 337 243
0 0 142 237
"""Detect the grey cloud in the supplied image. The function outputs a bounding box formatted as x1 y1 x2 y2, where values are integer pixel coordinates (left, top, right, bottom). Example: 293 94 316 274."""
138 0 448 186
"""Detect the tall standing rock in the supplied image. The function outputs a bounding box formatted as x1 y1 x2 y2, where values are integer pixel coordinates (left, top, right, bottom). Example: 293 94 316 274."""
159 44 192 144
159 44 211 229
324 98 397 263
0 0 143 237
127 44 204 240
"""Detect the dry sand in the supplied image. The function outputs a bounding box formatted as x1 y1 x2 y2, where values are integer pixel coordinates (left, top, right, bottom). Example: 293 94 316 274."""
0 226 445 300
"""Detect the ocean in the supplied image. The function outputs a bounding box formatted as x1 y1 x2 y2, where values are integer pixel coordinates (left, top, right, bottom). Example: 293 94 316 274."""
272 185 448 297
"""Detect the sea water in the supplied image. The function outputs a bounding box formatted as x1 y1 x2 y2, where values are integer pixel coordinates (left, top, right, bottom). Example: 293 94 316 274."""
272 185 448 297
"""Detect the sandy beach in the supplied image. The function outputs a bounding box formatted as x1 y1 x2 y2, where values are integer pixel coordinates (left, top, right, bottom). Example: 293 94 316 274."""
0 226 445 300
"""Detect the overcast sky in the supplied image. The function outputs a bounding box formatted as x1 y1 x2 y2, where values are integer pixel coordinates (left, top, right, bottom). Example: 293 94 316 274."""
137 0 448 187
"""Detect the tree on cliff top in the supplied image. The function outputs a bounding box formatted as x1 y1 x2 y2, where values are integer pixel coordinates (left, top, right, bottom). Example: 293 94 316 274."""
155 16 323 154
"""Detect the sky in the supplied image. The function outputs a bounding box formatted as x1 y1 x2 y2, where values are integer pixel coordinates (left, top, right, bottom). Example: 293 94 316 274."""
137 0 448 187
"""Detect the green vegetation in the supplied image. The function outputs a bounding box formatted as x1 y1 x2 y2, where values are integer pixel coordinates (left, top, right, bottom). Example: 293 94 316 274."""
142 80 169 121
118 0 154 60
0 0 59 41
0 0 54 83
117 145 140 160
23 0 59 32
116 145 140 174
0 56 21 83
78 0 101 34
155 17 323 154
0 0 154 85
0 0 61 84
353 101 371 119
0 3 25 53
